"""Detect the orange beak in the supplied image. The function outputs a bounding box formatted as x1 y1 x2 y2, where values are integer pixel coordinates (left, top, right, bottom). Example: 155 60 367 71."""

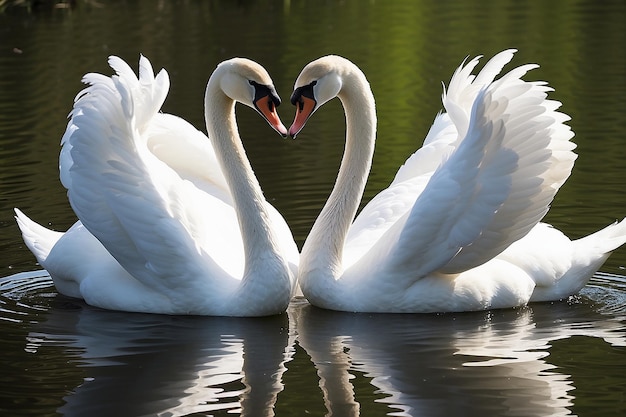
255 95 288 137
289 96 316 138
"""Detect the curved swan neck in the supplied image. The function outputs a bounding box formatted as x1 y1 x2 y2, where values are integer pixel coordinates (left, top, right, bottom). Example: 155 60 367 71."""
204 75 281 271
302 66 377 276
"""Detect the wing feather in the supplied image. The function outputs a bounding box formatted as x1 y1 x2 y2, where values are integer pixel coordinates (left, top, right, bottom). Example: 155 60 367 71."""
345 51 576 286
63 56 240 296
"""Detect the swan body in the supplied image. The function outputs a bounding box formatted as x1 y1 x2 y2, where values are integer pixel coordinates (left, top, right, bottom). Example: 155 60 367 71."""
16 56 298 316
288 50 626 313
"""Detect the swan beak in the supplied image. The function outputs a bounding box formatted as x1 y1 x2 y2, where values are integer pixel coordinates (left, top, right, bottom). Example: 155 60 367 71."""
256 96 288 137
289 96 316 138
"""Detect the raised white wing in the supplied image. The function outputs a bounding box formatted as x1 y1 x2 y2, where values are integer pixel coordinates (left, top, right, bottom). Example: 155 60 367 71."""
61 56 244 296
345 50 576 285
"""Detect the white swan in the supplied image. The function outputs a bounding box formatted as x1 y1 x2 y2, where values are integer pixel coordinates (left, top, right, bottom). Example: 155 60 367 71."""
288 49 626 313
15 55 299 316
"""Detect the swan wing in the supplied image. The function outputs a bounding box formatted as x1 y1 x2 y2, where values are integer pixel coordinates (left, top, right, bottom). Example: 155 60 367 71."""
145 113 231 201
390 112 458 185
436 54 576 273
350 51 576 283
344 111 457 266
62 56 242 297
345 51 524 267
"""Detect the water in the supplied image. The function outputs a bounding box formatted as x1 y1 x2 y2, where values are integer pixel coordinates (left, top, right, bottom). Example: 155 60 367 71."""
1 1 625 416
1 272 625 416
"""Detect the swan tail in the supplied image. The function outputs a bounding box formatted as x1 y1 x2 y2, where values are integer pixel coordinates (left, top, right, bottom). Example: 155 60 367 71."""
14 208 63 266
575 218 626 255
531 218 626 302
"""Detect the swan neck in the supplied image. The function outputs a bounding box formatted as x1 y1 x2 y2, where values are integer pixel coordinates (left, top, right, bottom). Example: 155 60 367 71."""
204 79 280 271
302 70 376 277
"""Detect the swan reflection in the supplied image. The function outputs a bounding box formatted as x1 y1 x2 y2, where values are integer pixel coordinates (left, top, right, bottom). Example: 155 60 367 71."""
3 272 625 416
23 288 293 417
295 294 625 417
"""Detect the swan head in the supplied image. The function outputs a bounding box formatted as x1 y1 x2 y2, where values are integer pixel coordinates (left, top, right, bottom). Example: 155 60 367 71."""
216 58 288 137
288 55 348 138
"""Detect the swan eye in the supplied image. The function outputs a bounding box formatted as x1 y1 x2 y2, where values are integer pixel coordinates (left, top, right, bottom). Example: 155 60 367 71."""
250 81 282 108
290 94 305 112
291 81 317 110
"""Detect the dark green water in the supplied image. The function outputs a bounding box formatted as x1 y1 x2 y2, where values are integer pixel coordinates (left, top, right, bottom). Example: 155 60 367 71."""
1 1 625 416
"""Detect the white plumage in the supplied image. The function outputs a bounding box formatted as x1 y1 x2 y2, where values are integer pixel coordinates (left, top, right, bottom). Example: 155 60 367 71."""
16 56 298 316
289 49 626 313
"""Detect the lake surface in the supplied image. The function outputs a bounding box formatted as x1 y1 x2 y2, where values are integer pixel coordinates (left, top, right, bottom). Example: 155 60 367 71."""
1 1 625 416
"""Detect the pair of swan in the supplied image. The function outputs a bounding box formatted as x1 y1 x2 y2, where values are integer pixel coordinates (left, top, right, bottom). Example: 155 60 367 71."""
15 50 626 315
